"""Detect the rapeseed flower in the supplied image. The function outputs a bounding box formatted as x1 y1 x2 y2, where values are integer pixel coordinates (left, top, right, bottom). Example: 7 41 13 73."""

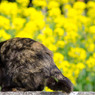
0 1 18 17
73 1 86 10
86 56 95 68
48 8 61 17
16 0 29 7
89 25 95 34
0 29 11 40
12 17 26 30
54 27 64 36
68 47 86 61
0 16 10 30
47 1 59 9
33 0 47 8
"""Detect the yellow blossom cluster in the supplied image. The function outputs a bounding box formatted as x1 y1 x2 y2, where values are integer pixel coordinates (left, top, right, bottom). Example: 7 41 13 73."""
0 0 95 91
68 47 86 61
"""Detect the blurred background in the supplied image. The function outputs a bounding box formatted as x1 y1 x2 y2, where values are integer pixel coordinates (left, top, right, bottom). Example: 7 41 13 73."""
0 0 95 92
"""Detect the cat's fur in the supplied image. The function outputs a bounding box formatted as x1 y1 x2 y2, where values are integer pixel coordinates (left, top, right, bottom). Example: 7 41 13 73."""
0 38 73 93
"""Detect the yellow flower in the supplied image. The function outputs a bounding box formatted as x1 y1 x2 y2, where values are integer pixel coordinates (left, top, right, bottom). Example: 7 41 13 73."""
89 25 95 34
74 69 80 78
64 31 79 43
64 4 72 10
64 22 78 32
0 29 11 40
73 1 86 10
15 30 33 38
67 8 78 17
48 1 59 9
37 34 46 42
34 19 45 30
12 17 26 30
54 27 64 36
61 0 69 4
0 16 10 30
56 40 65 48
22 7 45 27
87 1 95 9
79 16 91 25
93 53 95 58
77 62 85 70
33 0 46 8
86 43 95 52
86 56 95 68
54 15 66 28
21 8 34 17
48 44 57 52
23 21 37 32
16 0 29 7
30 10 44 21
68 47 86 61
22 8 45 30
0 1 18 17
59 61 70 69
42 27 53 36
48 8 61 17
54 52 64 63
87 6 95 18
44 87 53 92
37 35 55 50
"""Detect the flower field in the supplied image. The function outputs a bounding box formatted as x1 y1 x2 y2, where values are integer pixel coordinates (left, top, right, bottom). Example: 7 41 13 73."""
0 0 95 91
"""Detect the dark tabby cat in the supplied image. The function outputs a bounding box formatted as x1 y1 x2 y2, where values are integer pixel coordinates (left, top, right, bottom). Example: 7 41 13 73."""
0 38 73 93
